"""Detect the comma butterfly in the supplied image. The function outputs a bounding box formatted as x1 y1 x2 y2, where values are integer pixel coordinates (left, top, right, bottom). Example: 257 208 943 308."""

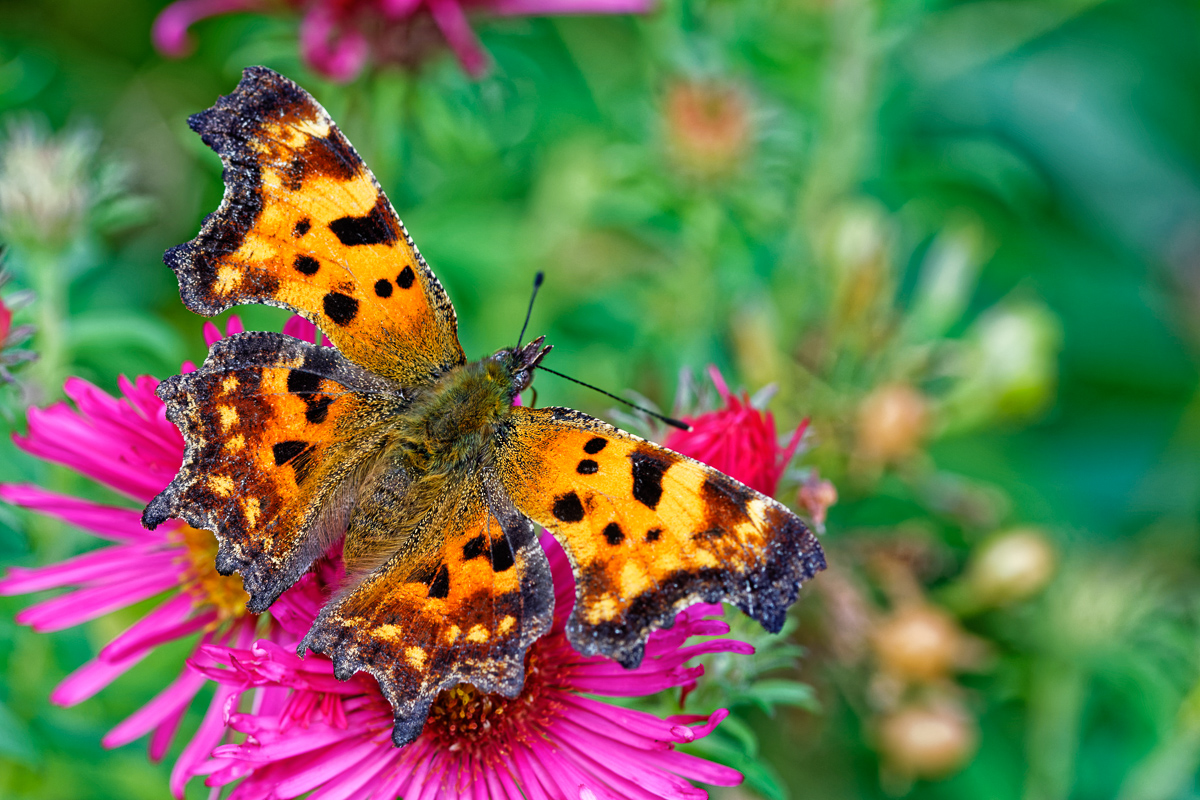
143 66 827 746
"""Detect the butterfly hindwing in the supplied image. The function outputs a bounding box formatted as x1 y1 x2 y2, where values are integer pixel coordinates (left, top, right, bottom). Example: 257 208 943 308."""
494 406 826 668
143 332 404 611
300 473 553 746
168 66 465 385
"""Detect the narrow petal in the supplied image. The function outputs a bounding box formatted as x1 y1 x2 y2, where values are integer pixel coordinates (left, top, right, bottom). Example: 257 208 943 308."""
51 648 149 706
16 568 178 631
0 544 164 595
428 0 489 76
152 0 262 56
100 594 215 662
102 661 208 749
0 485 154 542
489 0 652 13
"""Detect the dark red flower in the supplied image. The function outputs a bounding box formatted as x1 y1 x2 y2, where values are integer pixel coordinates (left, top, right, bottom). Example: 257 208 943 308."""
665 366 807 497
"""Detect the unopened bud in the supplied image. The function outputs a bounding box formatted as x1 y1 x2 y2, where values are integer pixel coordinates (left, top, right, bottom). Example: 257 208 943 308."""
664 80 752 179
877 700 978 779
797 473 838 528
968 527 1056 606
857 383 930 464
871 604 961 682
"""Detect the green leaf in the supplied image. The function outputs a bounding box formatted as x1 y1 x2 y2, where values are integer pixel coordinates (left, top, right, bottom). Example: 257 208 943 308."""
745 679 820 715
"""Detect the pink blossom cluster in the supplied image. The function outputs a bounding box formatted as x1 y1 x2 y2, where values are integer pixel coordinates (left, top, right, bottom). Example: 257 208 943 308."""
153 0 653 81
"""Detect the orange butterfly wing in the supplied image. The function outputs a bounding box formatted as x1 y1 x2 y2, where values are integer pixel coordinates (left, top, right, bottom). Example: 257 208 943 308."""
494 406 826 667
168 66 464 385
143 332 403 611
300 476 552 745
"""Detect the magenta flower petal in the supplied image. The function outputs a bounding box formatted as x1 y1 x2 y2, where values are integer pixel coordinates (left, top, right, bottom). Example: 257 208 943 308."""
0 543 158 595
300 6 372 83
16 567 180 631
100 594 216 662
0 486 151 542
428 0 490 76
489 0 652 13
50 647 150 706
103 663 208 750
0 317 298 790
152 0 263 56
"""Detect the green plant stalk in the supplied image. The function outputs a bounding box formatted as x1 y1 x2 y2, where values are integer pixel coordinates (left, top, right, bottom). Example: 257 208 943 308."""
26 246 67 401
1023 657 1087 800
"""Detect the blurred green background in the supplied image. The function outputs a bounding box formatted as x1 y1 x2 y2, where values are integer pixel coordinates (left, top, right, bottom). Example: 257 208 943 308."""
1 0 1199 798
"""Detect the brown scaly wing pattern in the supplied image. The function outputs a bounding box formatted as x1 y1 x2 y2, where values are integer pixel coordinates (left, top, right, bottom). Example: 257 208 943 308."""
494 405 826 668
143 332 403 611
300 474 553 746
167 66 465 385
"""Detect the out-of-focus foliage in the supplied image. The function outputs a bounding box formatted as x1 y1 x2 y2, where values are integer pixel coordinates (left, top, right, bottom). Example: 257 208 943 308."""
0 0 1198 798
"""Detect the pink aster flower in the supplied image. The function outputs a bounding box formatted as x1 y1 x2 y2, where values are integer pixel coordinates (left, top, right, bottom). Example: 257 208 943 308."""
153 0 653 82
664 366 808 498
0 315 319 797
192 534 745 799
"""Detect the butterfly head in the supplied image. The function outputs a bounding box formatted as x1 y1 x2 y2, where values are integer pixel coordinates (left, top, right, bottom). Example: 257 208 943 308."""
495 335 552 395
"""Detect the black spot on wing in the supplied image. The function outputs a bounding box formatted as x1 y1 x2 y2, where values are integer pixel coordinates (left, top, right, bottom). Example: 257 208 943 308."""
287 363 334 425
293 218 311 237
646 528 662 543
287 368 320 395
630 451 668 510
463 535 486 561
584 437 607 454
603 522 625 545
293 254 319 275
374 279 393 298
271 440 316 484
396 265 415 289
428 564 450 599
305 396 333 424
272 439 309 466
323 292 359 325
553 492 585 523
577 459 599 475
491 537 515 572
329 195 398 246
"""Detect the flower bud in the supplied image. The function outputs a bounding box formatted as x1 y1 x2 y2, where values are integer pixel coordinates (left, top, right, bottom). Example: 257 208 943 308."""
877 700 978 779
664 80 752 179
856 383 930 464
871 604 961 682
797 473 838 528
967 527 1056 606
0 118 95 251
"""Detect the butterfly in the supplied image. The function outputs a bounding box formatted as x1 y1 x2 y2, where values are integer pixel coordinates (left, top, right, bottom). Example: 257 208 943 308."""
143 66 827 747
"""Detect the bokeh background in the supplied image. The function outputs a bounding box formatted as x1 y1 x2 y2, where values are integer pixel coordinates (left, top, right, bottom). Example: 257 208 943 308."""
1 0 1199 798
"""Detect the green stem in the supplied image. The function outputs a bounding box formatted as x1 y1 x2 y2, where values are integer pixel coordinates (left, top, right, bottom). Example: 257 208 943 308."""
798 0 881 232
27 245 67 401
1024 657 1087 800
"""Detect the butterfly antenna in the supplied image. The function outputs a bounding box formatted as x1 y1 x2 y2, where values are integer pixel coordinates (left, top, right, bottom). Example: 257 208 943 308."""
536 364 692 431
516 271 544 348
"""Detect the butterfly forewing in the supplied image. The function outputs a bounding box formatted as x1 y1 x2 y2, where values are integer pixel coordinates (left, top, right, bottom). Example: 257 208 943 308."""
168 66 465 385
494 406 826 668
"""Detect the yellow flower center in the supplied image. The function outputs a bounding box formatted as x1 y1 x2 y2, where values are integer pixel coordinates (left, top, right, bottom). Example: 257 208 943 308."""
424 645 569 752
173 524 250 620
